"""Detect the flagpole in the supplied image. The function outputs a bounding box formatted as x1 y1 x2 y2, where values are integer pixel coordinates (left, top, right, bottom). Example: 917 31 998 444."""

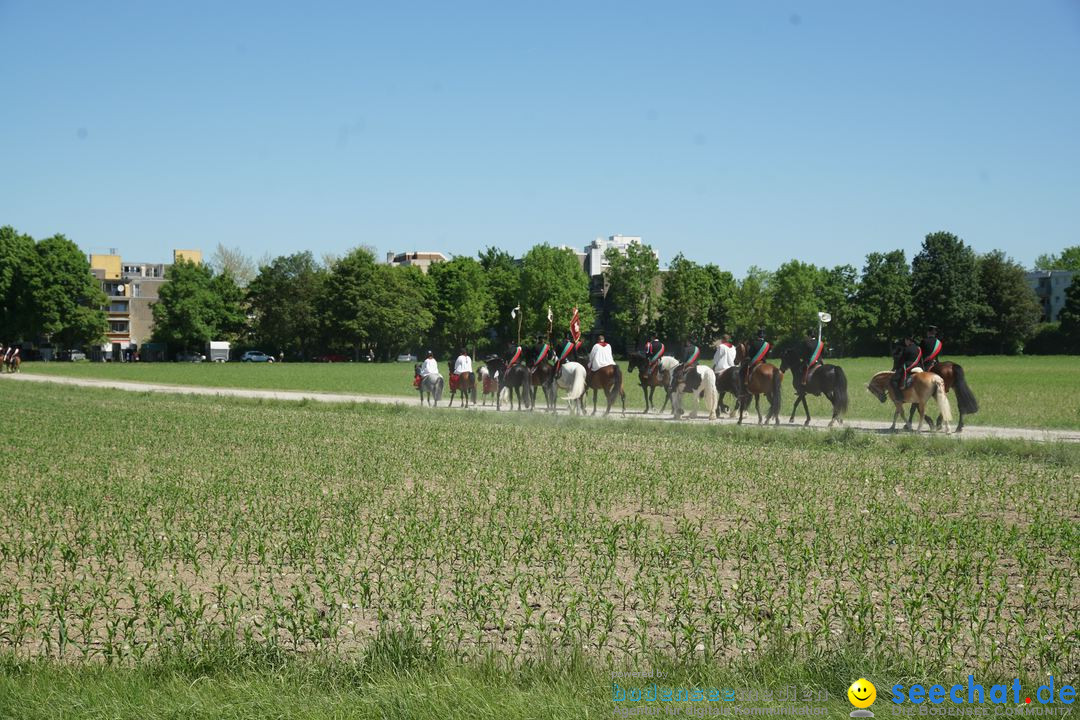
517 309 523 346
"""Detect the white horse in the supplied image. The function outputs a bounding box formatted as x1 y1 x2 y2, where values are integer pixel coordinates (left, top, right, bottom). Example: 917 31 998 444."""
553 361 588 415
416 365 444 406
672 365 718 421
478 366 495 406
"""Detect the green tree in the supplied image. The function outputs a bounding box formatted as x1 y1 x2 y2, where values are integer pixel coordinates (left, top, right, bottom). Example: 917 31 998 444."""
367 265 435 357
247 252 326 359
911 231 983 348
1034 246 1080 272
604 242 659 345
851 250 913 355
428 256 493 351
659 254 714 345
702 264 737 340
519 244 593 341
973 250 1042 354
28 234 107 347
151 259 241 352
815 264 859 354
210 270 248 342
318 248 380 358
478 247 521 347
769 260 820 343
0 226 38 341
1054 276 1080 353
728 266 773 340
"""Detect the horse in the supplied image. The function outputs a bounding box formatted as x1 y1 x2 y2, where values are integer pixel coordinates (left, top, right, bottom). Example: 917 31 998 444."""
414 363 444 406
3 349 20 374
736 361 783 425
713 366 742 418
584 363 626 416
528 342 558 412
778 346 849 427
905 361 978 432
477 365 497 406
485 353 532 411
670 364 719 420
710 342 746 415
447 364 476 409
868 370 952 433
552 361 589 414
626 351 680 413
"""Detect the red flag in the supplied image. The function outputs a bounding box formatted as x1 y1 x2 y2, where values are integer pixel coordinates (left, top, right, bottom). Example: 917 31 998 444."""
570 307 581 344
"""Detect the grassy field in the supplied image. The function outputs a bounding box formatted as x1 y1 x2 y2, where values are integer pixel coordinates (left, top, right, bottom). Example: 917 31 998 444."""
1 380 1077 717
18 354 1080 429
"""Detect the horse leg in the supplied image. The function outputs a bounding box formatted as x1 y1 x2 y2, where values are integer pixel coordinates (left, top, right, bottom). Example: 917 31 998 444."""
788 392 803 424
802 393 811 426
891 403 902 431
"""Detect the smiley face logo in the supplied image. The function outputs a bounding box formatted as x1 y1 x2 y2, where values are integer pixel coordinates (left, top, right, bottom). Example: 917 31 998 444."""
847 678 877 709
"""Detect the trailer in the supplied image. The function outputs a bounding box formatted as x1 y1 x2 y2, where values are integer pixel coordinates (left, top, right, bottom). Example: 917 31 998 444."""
206 341 230 363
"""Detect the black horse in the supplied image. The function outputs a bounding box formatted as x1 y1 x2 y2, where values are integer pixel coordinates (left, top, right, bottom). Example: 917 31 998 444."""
626 351 674 414
528 340 558 412
485 351 532 411
778 346 849 427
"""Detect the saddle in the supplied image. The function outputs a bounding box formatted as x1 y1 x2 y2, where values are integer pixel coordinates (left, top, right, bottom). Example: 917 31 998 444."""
803 362 821 385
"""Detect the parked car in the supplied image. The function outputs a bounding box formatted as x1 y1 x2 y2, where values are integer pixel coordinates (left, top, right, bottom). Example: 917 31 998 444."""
59 349 87 361
176 351 205 362
315 353 349 363
396 353 417 362
241 350 275 363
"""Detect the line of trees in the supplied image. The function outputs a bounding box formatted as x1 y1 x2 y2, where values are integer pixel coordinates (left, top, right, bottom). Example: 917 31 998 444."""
0 226 107 348
2 224 1078 357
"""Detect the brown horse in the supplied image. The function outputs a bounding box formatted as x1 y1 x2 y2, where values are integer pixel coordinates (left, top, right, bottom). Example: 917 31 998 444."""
4 350 21 374
626 351 678 413
448 367 476 408
584 364 626 416
906 361 978 432
737 361 783 425
868 371 952 433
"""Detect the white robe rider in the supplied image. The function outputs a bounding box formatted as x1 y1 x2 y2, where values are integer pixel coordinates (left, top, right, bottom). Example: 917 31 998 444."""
420 356 439 377
712 342 737 373
453 354 473 374
588 341 615 371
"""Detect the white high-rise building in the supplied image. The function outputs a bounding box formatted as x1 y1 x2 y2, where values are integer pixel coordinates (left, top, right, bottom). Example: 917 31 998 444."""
585 235 645 277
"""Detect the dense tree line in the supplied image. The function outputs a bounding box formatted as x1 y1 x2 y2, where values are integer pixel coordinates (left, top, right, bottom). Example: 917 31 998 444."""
1 223 1077 356
0 226 107 348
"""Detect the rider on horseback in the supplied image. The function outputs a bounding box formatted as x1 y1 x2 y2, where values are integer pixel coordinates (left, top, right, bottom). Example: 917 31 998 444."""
711 334 736 374
454 348 472 374
420 350 439 377
890 336 922 401
919 326 942 372
645 335 665 374
555 333 576 370
739 328 770 397
588 334 615 371
803 330 824 384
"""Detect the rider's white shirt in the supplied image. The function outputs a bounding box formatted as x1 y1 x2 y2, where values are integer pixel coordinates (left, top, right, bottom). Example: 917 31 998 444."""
453 355 472 374
420 357 439 376
588 343 615 371
712 343 736 372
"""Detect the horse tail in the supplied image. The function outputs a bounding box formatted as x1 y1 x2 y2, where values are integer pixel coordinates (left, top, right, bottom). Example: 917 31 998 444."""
932 374 953 429
701 367 718 419
832 366 849 415
951 363 979 415
434 377 444 403
566 365 587 401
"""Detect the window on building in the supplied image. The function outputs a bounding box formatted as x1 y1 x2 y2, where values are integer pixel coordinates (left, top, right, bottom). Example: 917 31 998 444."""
109 301 129 313
132 284 141 297
109 320 129 333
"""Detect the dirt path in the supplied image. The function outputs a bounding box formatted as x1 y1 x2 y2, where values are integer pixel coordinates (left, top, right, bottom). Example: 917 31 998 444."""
6 372 1079 443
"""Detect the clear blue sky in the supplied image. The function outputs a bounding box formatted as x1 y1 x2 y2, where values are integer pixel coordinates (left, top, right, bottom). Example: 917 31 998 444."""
2 1 1078 275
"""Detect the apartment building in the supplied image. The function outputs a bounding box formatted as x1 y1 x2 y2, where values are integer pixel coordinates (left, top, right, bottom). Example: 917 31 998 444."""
88 249 201 359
